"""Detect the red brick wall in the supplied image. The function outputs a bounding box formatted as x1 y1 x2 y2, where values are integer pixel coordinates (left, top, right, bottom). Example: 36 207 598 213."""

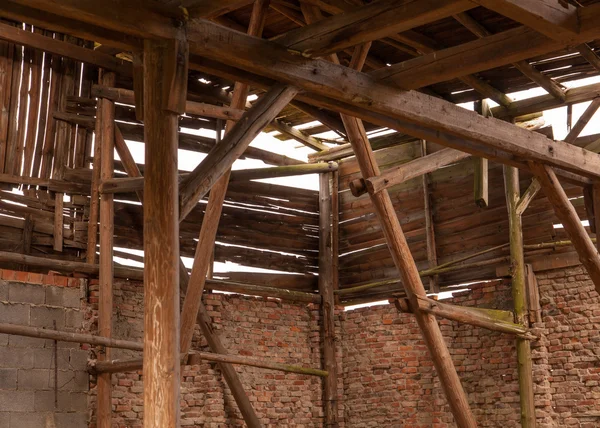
87 279 330 427
340 280 520 427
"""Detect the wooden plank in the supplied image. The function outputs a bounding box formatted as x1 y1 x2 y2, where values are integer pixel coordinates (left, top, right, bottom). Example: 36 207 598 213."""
564 98 600 144
319 173 339 426
504 165 536 428
272 0 474 58
185 19 600 180
578 44 600 72
529 162 600 294
593 183 600 254
0 21 131 74
97 69 116 428
365 147 471 195
53 194 63 251
142 39 181 428
471 0 579 43
420 141 439 293
178 84 299 220
525 264 542 324
270 119 328 151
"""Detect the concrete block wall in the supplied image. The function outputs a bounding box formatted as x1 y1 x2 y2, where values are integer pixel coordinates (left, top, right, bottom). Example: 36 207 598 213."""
0 269 89 428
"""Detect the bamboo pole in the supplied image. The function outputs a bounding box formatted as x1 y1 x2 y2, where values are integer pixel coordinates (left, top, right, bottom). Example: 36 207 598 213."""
504 165 536 427
97 69 116 428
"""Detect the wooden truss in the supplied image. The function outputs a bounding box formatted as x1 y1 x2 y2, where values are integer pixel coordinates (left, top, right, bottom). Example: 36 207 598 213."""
2 1 600 427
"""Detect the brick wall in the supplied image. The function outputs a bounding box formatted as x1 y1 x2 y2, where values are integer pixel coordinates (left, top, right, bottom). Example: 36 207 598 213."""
87 279 330 427
0 269 89 428
3 266 600 427
341 280 521 428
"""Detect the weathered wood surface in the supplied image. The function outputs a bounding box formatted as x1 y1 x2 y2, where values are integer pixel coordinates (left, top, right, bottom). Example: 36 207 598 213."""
142 39 181 428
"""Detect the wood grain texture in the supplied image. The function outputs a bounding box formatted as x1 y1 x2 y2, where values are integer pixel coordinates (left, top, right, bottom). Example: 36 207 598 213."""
142 39 181 428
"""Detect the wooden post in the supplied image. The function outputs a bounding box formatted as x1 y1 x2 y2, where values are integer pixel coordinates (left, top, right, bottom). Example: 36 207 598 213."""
178 0 270 356
319 173 339 426
503 165 536 428
143 39 182 428
420 140 439 293
291 12 475 421
474 99 489 208
593 183 600 254
530 162 600 293
97 69 116 428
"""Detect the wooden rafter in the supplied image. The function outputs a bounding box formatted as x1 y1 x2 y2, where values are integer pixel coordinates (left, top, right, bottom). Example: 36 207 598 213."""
372 4 600 90
185 19 600 180
272 0 474 57
472 0 579 43
454 11 566 101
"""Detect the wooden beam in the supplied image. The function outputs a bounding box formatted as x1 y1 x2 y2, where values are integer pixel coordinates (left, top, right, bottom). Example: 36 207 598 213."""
0 21 131 74
529 162 600 294
230 162 337 181
185 19 600 180
114 126 143 202
142 39 181 428
593 184 600 254
516 179 542 216
272 0 474 57
92 85 245 121
0 322 143 351
420 141 439 293
186 0 254 19
454 12 566 101
319 173 339 426
97 69 116 428
504 165 536 428
564 97 600 144
473 99 490 208
492 81 600 119
322 31 477 425
394 296 534 339
372 4 600 90
178 84 299 221
270 119 328 151
364 148 471 194
471 0 579 43
0 0 142 51
578 44 600 72
90 352 328 377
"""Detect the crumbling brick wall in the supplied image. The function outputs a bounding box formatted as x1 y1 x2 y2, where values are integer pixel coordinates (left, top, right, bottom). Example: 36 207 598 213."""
0 269 89 428
3 266 600 427
87 279 329 427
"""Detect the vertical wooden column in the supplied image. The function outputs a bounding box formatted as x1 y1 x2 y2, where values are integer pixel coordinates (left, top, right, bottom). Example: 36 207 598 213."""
473 100 489 208
503 165 536 428
143 39 182 428
331 170 340 302
97 70 116 428
420 140 439 293
319 173 339 427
